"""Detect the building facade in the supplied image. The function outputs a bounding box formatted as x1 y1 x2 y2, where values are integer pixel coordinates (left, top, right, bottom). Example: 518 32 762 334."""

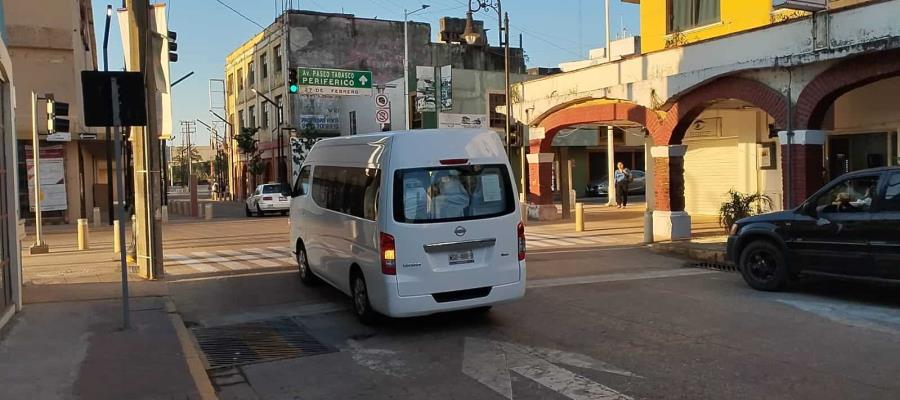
0 0 22 331
224 10 526 199
3 0 102 224
514 0 900 240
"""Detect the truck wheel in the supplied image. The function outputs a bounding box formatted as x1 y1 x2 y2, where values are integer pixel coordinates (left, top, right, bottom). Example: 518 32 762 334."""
739 241 790 291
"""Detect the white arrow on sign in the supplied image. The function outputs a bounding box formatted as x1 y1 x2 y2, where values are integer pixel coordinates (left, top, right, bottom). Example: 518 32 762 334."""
359 75 368 86
463 337 640 400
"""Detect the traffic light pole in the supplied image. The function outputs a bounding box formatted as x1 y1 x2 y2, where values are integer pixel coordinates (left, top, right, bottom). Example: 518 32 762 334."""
126 0 164 279
29 91 49 254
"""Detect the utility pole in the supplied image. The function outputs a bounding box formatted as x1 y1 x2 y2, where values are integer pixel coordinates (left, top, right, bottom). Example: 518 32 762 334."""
125 0 164 279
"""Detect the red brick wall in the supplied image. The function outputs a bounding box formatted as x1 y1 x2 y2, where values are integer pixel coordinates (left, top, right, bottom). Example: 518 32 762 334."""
654 156 686 212
796 50 900 130
781 144 825 209
528 162 553 205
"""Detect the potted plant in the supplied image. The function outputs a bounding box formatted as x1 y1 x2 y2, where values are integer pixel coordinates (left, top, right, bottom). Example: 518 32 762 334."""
718 190 773 234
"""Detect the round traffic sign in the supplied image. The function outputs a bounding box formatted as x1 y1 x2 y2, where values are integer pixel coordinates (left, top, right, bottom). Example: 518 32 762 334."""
374 94 389 108
375 108 391 124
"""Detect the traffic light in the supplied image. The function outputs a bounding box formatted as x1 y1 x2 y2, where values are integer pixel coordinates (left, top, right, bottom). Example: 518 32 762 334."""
288 68 299 93
168 30 178 62
47 99 70 134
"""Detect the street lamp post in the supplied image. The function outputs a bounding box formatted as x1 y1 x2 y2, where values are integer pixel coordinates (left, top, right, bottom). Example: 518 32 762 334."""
103 5 114 225
463 0 512 157
252 88 285 186
403 4 430 130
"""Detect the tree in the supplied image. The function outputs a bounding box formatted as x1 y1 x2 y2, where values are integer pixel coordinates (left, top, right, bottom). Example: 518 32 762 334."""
290 122 324 182
171 146 202 185
235 127 266 193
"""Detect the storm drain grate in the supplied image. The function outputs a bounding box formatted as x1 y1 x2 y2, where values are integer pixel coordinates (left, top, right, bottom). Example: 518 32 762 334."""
192 318 336 370
689 262 739 273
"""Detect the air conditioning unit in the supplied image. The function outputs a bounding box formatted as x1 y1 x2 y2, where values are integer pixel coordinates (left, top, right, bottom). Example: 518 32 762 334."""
773 0 827 12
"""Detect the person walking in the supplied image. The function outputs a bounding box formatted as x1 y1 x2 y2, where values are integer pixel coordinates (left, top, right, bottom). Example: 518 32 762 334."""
614 162 632 209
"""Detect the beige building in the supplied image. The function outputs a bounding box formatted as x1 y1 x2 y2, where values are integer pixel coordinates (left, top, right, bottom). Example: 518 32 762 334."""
4 0 104 224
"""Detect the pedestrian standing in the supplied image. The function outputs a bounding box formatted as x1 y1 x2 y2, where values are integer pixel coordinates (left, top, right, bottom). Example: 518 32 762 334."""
614 162 632 209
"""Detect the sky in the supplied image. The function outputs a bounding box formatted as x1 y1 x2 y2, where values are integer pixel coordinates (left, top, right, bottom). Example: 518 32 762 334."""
93 0 640 145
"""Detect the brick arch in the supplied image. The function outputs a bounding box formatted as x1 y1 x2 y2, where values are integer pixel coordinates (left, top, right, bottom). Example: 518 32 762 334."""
796 50 900 130
655 76 788 145
534 101 661 153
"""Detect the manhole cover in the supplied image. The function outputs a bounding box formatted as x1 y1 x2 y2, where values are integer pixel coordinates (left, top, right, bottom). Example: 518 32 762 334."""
192 318 336 369
689 262 738 273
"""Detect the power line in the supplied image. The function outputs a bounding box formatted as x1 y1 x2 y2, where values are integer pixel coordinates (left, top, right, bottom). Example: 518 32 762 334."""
213 0 266 29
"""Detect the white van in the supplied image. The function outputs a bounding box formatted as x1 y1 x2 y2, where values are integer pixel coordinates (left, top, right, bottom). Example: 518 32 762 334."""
289 129 526 322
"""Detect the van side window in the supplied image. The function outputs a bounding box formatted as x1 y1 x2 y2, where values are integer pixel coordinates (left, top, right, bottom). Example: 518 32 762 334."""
293 166 311 196
312 166 381 220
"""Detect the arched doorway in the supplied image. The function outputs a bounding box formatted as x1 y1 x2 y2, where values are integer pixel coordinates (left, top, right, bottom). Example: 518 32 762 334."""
791 50 900 206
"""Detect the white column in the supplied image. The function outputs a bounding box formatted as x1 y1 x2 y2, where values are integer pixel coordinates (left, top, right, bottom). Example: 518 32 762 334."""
606 126 616 206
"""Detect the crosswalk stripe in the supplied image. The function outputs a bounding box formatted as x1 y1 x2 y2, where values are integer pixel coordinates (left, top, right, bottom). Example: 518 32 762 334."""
186 263 219 273
527 241 553 248
220 261 251 270
247 258 284 268
533 239 571 247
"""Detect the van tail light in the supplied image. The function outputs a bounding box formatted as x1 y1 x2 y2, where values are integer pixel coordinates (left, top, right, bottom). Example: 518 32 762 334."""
262 196 273 201
380 232 397 275
517 222 526 261
439 158 468 165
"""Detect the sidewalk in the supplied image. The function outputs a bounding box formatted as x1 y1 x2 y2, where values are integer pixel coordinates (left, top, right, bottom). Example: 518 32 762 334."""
0 285 213 400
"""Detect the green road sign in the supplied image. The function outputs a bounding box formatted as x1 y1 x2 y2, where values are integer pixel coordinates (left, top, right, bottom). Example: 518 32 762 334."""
296 67 373 96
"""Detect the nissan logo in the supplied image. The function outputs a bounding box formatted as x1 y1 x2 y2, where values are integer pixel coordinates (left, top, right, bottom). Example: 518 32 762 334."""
454 226 467 237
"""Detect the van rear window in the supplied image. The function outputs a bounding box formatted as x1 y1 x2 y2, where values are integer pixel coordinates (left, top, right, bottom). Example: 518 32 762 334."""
394 164 515 223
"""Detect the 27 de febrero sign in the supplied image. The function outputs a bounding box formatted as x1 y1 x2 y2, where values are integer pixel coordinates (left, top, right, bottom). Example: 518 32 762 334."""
297 67 373 96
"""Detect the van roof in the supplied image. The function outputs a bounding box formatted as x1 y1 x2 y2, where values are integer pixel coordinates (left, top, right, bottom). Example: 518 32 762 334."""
309 129 508 169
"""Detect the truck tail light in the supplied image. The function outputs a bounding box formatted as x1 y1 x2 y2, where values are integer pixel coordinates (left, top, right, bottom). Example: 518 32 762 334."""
517 222 526 261
380 232 397 275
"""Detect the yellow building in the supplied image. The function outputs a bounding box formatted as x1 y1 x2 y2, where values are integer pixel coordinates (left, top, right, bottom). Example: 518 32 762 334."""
633 0 845 53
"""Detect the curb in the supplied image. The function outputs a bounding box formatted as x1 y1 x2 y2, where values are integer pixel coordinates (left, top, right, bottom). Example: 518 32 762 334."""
649 242 731 265
165 299 219 400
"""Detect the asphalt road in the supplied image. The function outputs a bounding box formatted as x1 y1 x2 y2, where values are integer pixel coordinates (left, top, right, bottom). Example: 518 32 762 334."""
168 244 900 400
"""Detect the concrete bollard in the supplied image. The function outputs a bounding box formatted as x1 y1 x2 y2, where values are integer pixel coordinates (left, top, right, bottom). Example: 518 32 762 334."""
204 203 213 220
575 203 585 232
92 207 102 227
77 218 90 250
113 220 121 253
161 205 169 223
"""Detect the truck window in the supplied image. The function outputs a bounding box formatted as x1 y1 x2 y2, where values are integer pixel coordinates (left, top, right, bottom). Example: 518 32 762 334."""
393 164 514 223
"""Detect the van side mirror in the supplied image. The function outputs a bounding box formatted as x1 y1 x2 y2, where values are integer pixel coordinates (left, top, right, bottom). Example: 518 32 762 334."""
281 184 292 198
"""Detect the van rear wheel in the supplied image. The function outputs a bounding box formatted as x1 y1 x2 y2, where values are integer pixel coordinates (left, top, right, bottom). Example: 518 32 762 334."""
351 273 379 325
296 246 317 285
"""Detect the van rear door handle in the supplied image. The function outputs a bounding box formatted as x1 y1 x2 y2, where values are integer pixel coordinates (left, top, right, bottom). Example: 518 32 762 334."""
423 238 496 253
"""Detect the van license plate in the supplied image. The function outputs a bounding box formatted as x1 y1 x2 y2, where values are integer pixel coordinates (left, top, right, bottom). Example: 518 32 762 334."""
449 250 474 265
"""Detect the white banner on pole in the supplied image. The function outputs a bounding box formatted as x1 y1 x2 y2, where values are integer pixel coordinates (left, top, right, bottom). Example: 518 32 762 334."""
25 145 68 212
415 66 436 112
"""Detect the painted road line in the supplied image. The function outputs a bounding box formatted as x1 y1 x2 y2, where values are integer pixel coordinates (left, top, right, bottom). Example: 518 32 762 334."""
528 269 717 289
168 269 296 283
526 241 553 248
244 248 291 259
463 337 636 400
267 246 293 255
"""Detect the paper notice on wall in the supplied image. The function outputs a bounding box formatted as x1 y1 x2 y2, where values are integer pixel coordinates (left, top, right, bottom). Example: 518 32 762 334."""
415 66 436 112
440 65 452 111
481 174 502 202
25 145 68 212
438 113 488 129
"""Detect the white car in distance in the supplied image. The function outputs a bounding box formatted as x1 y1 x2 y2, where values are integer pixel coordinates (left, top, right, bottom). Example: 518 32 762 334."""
246 183 290 217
